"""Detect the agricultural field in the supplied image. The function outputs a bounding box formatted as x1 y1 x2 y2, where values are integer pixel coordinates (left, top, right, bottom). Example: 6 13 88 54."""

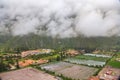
83 53 112 58
64 58 105 67
40 62 99 80
75 54 110 62
27 53 60 60
0 51 118 80
64 53 111 67
107 53 120 68
0 67 58 80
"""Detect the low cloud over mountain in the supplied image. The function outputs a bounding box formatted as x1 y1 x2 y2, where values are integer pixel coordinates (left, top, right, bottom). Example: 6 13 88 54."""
0 0 120 38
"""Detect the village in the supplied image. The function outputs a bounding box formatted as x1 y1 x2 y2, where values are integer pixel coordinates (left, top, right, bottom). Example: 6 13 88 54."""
0 49 120 80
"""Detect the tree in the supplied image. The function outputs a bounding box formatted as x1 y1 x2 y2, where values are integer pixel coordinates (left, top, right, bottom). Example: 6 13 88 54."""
16 59 20 69
56 56 61 61
14 48 21 69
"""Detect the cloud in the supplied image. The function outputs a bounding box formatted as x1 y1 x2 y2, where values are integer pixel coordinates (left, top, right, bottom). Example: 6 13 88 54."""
0 0 120 37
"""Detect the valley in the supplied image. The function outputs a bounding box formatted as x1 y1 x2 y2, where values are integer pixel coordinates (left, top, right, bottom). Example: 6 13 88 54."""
0 49 120 80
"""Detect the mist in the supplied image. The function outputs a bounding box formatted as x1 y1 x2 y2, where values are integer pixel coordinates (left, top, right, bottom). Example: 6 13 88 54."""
0 0 120 38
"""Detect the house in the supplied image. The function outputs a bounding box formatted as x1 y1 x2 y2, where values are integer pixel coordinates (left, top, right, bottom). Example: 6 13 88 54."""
66 49 80 56
21 49 53 57
98 66 120 80
116 58 120 62
19 59 35 67
19 59 48 67
36 59 48 64
21 50 40 57
93 50 101 54
88 76 99 80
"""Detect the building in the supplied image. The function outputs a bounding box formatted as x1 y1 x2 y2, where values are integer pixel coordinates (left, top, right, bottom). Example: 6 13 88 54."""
66 49 80 56
21 49 53 57
98 66 120 80
19 59 48 67
88 76 99 80
19 59 35 67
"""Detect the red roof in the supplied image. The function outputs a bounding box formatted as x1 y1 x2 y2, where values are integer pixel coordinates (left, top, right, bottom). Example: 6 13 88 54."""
88 76 99 80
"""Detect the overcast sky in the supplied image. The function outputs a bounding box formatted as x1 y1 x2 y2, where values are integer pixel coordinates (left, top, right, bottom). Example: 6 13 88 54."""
0 0 120 38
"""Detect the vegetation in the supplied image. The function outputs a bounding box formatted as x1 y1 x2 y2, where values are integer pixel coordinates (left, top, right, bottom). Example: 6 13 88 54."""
0 33 120 79
108 61 120 68
65 58 105 67
36 64 72 80
40 61 98 80
0 53 21 72
64 53 113 67
26 53 59 60
107 52 120 68
75 55 110 62
0 34 120 52
0 56 10 72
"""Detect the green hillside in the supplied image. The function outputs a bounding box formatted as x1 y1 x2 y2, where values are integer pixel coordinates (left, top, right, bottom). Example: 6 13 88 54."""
0 33 120 52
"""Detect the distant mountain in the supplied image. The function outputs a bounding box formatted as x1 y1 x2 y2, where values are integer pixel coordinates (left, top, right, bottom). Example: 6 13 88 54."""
0 33 120 52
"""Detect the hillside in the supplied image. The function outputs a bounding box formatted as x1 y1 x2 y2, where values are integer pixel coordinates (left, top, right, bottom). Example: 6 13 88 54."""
0 33 120 52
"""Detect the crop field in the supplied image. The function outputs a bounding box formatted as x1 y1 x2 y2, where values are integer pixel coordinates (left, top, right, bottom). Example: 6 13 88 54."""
107 53 120 68
0 68 57 80
75 54 110 62
64 58 106 67
83 53 112 58
40 62 98 80
64 54 111 67
41 62 74 71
